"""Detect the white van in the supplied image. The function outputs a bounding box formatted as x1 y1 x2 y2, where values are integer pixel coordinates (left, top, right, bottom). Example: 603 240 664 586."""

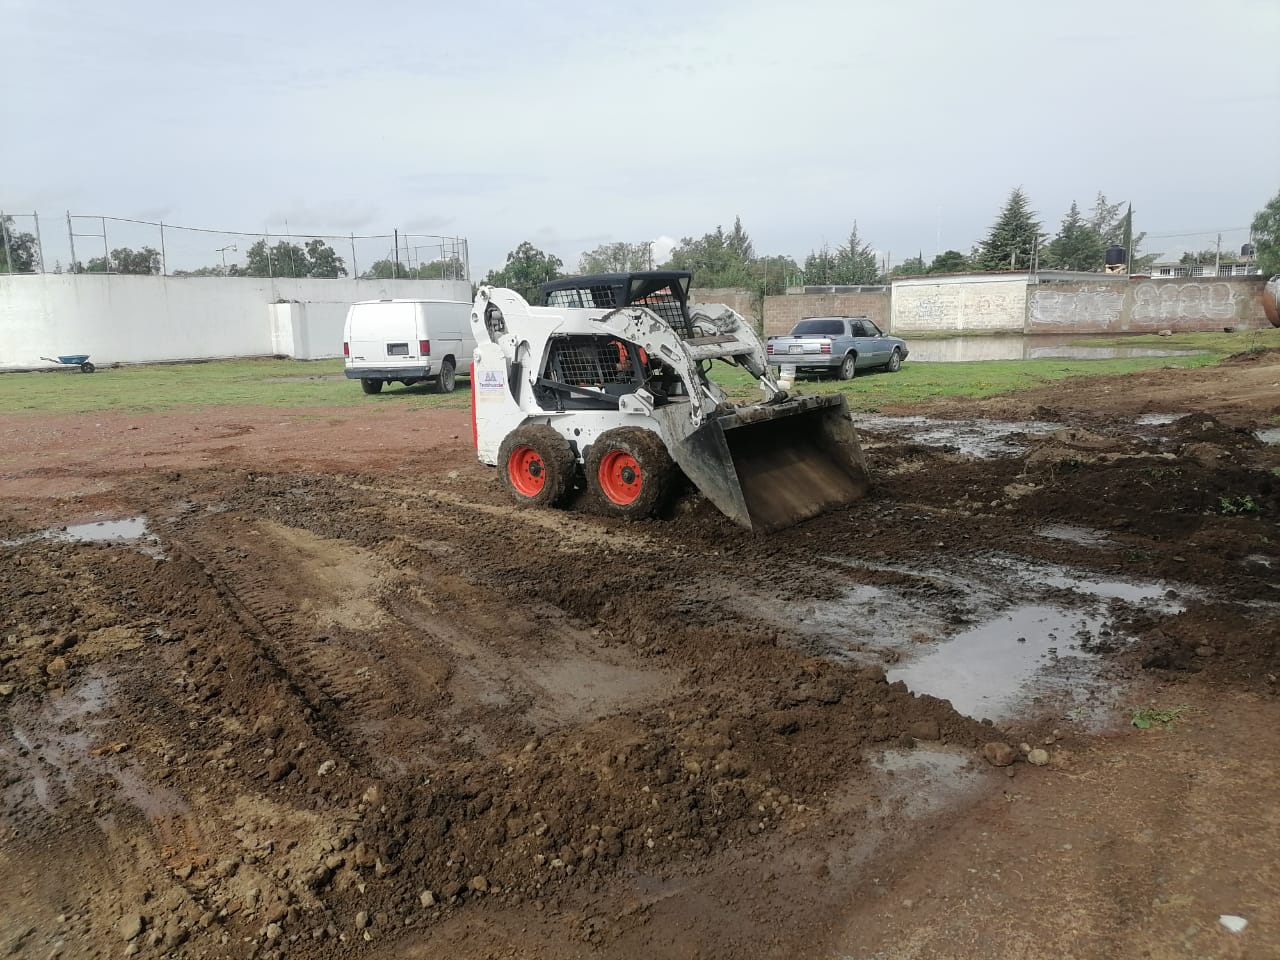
342 299 475 395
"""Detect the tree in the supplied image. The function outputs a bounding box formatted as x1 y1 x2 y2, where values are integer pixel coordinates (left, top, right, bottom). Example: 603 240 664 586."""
801 245 838 285
834 222 880 283
1088 192 1126 247
928 249 970 274
662 222 754 287
483 242 564 301
81 246 162 274
0 215 39 272
726 216 754 262
752 254 801 296
1179 248 1223 265
305 239 347 278
578 241 652 274
361 256 466 280
243 239 345 278
1045 201 1105 271
891 253 929 277
976 188 1047 271
172 265 232 277
1252 189 1280 276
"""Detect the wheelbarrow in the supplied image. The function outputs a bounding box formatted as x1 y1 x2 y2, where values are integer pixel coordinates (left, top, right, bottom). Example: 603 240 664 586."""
40 354 96 373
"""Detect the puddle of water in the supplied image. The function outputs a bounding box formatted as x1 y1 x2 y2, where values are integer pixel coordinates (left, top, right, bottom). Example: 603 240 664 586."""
1256 427 1280 445
888 604 1103 721
1037 524 1114 547
986 556 1187 612
854 415 1060 458
907 334 1204 363
3 670 187 820
872 747 982 817
1135 413 1187 426
2 516 165 558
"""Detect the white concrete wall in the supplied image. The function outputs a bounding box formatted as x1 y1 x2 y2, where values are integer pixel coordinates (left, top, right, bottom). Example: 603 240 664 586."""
0 274 472 369
268 301 352 360
891 275 1028 333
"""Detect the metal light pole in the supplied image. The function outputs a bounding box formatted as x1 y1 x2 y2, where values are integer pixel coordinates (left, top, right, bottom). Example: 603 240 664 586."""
217 244 237 275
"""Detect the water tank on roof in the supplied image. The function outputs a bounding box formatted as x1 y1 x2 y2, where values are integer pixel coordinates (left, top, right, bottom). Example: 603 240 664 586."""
1241 242 1255 258
1105 245 1127 266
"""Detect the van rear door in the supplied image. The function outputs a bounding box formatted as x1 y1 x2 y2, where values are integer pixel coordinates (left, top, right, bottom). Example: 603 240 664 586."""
348 302 422 372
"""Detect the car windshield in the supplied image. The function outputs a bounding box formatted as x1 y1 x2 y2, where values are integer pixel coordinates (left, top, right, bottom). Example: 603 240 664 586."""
790 318 845 336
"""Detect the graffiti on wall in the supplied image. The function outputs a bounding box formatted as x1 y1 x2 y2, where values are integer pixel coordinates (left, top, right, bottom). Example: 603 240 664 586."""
1028 285 1125 328
893 281 1024 331
1130 281 1240 324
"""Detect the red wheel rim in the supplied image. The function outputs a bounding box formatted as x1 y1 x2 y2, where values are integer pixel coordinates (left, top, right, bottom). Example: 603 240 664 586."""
598 450 642 505
507 445 545 497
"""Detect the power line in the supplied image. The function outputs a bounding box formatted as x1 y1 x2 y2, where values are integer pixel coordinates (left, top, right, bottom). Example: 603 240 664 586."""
1142 226 1250 240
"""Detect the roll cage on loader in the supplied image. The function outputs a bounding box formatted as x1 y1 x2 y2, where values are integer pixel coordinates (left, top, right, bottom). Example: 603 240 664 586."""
469 271 870 533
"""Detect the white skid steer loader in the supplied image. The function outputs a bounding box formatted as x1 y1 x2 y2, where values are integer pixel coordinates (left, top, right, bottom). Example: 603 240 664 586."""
469 271 870 533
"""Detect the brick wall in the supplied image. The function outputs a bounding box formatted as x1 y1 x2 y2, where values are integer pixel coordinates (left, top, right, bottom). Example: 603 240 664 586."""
690 287 759 326
762 290 891 337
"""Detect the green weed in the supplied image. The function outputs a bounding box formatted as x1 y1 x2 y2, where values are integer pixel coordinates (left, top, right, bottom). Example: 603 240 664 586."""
1218 495 1260 515
1132 706 1187 729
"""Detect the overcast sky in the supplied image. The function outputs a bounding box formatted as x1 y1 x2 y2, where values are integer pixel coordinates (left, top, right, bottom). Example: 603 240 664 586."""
4 0 1278 274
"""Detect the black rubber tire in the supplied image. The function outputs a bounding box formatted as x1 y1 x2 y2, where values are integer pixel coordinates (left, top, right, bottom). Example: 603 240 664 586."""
360 378 383 395
837 353 857 380
886 349 902 373
80 361 96 374
436 359 456 394
585 427 674 520
498 424 575 508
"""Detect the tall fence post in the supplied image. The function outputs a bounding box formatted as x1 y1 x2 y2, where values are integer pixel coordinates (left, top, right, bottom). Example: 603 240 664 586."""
350 233 358 280
32 212 44 272
101 217 110 272
159 221 167 276
0 211 12 274
67 212 77 271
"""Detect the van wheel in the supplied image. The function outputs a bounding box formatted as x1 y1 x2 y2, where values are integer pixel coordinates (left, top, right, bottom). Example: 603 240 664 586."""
360 378 383 395
499 425 575 507
586 427 674 520
436 359 456 393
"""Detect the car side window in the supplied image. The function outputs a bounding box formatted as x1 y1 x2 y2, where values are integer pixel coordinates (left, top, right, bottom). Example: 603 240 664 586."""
849 320 866 337
864 320 883 337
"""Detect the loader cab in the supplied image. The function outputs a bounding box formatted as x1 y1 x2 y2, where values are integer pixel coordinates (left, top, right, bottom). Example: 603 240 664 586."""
539 271 696 339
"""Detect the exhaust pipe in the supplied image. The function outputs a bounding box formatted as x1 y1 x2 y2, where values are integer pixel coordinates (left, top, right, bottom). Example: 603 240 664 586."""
672 394 870 532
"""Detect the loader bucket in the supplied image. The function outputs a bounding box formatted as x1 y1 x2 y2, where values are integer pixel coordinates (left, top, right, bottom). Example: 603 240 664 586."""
672 393 870 533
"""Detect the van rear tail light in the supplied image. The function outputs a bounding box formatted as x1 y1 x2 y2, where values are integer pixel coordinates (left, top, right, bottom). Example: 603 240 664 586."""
820 342 832 354
343 342 349 357
419 339 430 356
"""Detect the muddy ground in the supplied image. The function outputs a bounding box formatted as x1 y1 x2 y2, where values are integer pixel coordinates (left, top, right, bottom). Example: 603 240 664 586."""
2 355 1278 959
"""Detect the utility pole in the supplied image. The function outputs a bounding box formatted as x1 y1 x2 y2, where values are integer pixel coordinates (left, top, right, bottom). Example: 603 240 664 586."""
1215 232 1222 276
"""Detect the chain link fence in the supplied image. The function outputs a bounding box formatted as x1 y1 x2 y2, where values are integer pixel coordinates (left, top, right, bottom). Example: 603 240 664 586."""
3 211 468 280
0 212 45 273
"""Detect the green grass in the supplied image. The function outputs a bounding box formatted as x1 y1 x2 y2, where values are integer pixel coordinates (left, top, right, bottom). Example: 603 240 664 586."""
1131 706 1188 729
0 339 1250 416
711 353 1218 410
1070 328 1280 354
0 359 471 415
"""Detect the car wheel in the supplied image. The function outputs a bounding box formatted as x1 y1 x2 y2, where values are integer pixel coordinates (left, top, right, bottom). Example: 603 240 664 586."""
886 349 902 373
838 353 857 380
360 378 383 395
436 359 456 393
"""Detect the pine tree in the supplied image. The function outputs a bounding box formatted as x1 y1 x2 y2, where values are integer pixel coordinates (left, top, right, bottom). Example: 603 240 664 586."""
834 221 880 283
726 216 754 262
1046 201 1105 271
976 188 1047 271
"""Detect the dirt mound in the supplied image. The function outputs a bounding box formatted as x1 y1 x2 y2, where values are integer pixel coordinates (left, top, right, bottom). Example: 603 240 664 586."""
1130 604 1279 691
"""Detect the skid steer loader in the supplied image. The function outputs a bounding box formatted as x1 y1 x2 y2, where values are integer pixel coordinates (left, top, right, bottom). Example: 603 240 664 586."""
469 271 870 533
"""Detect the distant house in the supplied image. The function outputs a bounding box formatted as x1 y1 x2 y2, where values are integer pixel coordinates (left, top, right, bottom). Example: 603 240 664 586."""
1149 248 1261 279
